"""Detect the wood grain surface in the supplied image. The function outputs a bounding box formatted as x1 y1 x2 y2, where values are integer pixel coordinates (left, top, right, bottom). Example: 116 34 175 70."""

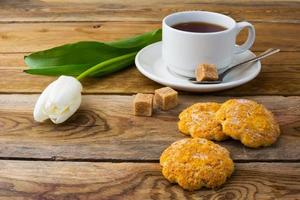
0 94 298 161
0 64 299 95
0 161 299 200
0 0 299 23
0 52 299 95
0 0 299 199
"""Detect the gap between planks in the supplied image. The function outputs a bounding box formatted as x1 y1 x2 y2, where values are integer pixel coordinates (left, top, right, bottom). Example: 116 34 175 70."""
0 157 298 164
0 20 299 24
0 92 300 97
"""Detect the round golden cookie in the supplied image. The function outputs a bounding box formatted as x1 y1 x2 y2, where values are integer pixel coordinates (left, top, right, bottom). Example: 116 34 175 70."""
178 102 227 141
215 99 280 148
160 138 234 191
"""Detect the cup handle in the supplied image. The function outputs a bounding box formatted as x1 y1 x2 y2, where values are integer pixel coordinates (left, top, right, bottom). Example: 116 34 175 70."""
234 21 255 54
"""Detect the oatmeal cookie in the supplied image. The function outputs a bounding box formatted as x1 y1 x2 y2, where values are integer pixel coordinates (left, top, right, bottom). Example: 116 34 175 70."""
178 102 227 141
160 138 234 191
215 99 280 148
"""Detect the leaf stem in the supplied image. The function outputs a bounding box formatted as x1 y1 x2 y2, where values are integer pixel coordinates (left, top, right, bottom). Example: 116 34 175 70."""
76 52 137 81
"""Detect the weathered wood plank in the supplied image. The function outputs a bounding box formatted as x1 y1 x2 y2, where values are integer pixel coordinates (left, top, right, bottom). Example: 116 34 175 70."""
0 51 298 96
0 95 298 161
0 0 299 23
0 22 299 53
0 63 299 95
0 22 159 53
0 161 299 200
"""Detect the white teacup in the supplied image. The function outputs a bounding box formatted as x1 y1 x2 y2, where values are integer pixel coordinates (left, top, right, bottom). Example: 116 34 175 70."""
162 11 255 77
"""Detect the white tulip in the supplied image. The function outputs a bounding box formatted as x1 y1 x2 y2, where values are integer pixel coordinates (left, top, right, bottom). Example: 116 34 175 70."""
34 75 82 124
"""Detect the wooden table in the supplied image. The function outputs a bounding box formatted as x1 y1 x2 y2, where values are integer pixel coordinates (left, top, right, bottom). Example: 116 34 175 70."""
0 0 299 199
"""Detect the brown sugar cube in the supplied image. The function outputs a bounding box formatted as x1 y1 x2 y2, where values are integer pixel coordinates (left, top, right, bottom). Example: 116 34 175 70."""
133 93 153 116
196 64 219 81
155 87 178 111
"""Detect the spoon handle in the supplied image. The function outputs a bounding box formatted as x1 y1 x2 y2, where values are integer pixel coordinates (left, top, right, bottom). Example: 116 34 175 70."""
219 48 280 80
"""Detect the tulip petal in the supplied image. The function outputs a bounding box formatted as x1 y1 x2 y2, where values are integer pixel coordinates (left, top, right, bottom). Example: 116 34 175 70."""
44 76 82 124
49 96 81 124
46 76 82 109
33 79 57 122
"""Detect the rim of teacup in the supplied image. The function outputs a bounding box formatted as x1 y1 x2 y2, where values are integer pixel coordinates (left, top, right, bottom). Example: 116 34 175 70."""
163 11 236 35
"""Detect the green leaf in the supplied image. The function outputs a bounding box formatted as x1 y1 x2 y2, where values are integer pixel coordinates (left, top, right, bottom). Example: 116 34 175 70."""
24 42 131 69
108 29 162 48
24 52 137 77
24 64 91 76
76 52 137 80
24 29 162 77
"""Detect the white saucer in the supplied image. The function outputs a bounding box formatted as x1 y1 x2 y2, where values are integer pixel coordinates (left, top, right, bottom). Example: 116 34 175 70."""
135 41 261 92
